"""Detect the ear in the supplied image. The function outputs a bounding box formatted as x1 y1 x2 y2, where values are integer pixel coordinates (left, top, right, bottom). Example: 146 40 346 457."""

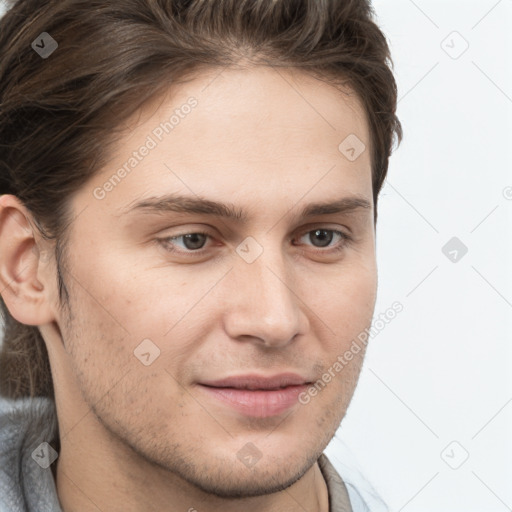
0 194 57 326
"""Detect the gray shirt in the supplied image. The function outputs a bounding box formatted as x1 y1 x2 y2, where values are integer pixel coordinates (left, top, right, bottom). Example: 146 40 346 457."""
0 395 374 511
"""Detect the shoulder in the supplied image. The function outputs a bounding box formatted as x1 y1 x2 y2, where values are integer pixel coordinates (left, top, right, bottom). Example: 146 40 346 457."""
0 395 59 460
0 395 61 512
319 452 389 512
0 394 58 429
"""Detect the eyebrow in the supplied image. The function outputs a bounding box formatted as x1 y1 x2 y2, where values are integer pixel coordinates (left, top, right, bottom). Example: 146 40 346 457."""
119 193 372 222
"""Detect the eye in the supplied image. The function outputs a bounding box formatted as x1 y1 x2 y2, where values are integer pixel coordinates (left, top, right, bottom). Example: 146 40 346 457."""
158 231 211 253
294 228 351 253
157 227 351 256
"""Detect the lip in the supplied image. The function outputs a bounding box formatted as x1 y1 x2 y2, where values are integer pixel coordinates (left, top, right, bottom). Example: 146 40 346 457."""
197 373 311 418
199 372 310 390
197 384 309 418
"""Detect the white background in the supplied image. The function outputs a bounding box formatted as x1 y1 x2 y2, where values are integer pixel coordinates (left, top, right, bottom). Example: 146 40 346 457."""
0 1 511 511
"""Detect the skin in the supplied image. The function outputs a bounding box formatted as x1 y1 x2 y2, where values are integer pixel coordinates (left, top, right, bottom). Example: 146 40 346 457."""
0 65 377 512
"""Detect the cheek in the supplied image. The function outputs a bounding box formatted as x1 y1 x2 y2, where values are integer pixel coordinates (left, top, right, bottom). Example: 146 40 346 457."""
87 254 215 338
63 258 206 389
61 282 183 427
59 259 146 394
314 260 377 333
63 289 131 391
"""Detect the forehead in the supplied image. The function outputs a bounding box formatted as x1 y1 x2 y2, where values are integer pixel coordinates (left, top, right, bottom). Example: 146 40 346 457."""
77 65 373 223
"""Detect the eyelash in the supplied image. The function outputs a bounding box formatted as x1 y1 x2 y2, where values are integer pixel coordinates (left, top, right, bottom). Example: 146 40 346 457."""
157 228 352 256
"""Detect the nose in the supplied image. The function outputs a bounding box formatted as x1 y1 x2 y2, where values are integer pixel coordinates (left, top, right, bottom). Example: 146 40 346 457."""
222 243 309 348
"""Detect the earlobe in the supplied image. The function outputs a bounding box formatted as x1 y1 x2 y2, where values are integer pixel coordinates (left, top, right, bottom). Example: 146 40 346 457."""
0 194 56 326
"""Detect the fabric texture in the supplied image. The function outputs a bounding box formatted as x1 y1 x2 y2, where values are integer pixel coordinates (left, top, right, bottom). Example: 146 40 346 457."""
317 452 353 511
0 395 372 511
0 396 62 512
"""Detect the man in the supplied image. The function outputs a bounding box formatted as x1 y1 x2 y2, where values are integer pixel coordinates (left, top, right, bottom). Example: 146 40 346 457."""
0 0 402 510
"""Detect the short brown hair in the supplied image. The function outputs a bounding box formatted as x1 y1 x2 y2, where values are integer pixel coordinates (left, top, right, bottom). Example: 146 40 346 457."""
0 0 402 399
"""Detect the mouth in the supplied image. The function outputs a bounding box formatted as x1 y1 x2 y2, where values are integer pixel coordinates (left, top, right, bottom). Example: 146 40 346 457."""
201 384 303 391
199 372 311 390
196 373 312 418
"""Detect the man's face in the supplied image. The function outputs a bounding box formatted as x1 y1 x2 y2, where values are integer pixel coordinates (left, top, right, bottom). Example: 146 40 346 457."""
49 66 376 497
